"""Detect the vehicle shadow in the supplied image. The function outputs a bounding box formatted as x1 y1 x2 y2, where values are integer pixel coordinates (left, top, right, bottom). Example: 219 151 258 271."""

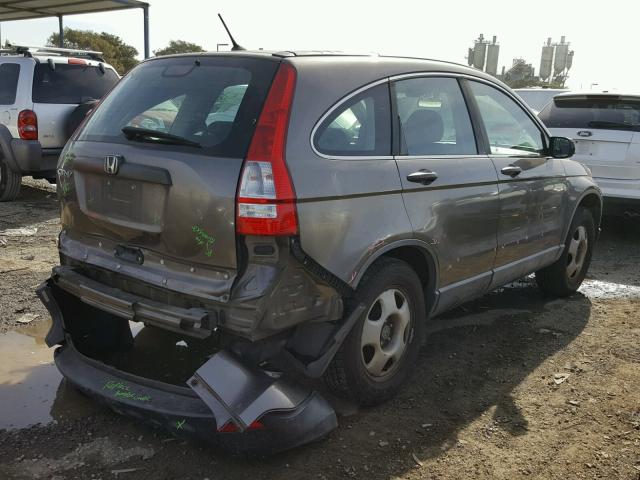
0 183 58 232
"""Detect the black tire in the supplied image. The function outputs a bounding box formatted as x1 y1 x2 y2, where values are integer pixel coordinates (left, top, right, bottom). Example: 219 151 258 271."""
536 207 595 297
324 257 426 406
0 155 21 201
65 99 99 140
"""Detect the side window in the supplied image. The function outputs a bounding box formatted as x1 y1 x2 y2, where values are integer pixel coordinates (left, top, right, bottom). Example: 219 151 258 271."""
469 82 545 156
394 77 477 156
315 83 391 157
0 63 20 105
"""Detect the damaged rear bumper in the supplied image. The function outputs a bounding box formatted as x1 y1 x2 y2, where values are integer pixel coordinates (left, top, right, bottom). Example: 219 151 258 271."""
54 344 337 455
38 281 338 455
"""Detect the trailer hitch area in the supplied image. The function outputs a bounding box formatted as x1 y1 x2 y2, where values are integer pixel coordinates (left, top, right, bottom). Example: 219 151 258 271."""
187 350 337 434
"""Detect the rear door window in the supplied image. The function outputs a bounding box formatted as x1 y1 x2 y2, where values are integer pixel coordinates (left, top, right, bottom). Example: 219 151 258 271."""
314 83 391 157
469 81 545 156
393 77 477 156
539 96 640 132
78 56 278 158
32 63 119 104
0 63 20 105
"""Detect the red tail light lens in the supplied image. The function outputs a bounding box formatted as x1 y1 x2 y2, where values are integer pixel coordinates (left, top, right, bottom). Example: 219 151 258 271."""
218 420 265 433
236 62 297 236
18 110 38 140
68 58 87 65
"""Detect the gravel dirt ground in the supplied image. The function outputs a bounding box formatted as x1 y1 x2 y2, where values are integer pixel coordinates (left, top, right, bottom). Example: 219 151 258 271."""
0 179 638 480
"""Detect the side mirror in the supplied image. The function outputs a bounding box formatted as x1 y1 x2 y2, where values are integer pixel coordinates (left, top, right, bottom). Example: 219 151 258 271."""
549 136 575 159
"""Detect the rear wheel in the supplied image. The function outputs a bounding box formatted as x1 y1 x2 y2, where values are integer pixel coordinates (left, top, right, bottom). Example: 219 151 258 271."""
324 258 426 406
0 156 21 201
536 207 595 296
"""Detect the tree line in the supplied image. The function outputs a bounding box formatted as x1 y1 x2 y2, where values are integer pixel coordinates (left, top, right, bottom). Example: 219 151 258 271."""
47 28 205 74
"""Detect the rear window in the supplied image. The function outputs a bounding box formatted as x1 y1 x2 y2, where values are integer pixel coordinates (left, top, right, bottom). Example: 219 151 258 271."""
78 56 279 158
0 63 20 105
539 96 640 132
32 63 119 104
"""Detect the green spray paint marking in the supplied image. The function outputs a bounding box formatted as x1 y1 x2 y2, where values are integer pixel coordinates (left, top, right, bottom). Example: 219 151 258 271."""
192 225 215 257
61 151 75 169
175 419 186 430
103 380 151 402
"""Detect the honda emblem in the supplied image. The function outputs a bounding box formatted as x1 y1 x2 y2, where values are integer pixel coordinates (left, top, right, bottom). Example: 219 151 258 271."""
104 155 122 175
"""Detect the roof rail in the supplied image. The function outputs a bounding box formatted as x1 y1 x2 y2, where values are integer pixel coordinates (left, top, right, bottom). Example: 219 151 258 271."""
5 44 105 61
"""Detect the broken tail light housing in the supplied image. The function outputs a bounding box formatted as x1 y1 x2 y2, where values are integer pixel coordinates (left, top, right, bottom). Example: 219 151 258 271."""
236 62 298 236
218 420 265 433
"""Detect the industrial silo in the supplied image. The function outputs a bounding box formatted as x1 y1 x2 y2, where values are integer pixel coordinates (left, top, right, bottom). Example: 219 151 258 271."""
473 34 487 70
539 37 554 81
554 36 569 76
485 36 500 76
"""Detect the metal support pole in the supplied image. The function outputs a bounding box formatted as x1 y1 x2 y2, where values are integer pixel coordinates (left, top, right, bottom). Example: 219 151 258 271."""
58 15 64 47
142 5 149 59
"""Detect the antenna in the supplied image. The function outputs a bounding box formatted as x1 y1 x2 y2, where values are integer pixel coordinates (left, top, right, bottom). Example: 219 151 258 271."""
217 14 245 51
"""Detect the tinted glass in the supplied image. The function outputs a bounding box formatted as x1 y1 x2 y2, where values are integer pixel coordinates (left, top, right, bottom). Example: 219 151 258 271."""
32 64 118 104
315 83 391 156
394 77 477 156
470 82 545 156
539 96 640 132
79 57 278 158
0 63 20 105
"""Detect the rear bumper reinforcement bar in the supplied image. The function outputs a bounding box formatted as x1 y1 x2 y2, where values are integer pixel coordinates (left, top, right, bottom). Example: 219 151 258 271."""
50 266 215 338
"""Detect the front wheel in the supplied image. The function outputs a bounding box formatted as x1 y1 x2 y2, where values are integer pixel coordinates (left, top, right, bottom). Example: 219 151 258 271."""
324 258 426 406
536 207 595 296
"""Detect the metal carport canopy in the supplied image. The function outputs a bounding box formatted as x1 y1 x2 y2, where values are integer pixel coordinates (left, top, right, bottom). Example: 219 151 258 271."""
0 0 150 58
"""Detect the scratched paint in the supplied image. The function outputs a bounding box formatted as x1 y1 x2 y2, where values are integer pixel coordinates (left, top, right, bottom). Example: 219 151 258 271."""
192 225 215 257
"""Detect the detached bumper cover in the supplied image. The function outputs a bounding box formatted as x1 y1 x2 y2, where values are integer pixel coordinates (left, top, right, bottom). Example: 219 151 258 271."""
38 281 338 455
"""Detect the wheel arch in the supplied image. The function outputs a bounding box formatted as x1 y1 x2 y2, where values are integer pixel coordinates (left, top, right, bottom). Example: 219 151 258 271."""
571 188 603 239
353 240 439 313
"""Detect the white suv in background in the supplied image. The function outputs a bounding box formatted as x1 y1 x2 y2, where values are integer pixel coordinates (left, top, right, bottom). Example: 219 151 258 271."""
0 45 119 201
539 92 640 218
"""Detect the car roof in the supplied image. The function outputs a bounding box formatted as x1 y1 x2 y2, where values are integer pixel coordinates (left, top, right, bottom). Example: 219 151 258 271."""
146 50 501 85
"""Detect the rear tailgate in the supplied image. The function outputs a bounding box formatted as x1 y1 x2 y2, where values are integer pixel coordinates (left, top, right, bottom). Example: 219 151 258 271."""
32 61 119 148
540 95 640 180
549 127 638 179
60 55 280 301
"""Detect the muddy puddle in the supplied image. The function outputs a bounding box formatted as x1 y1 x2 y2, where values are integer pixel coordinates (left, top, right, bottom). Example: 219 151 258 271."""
0 320 98 430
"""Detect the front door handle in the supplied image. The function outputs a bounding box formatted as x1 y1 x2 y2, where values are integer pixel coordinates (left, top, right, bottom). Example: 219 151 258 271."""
501 165 522 177
407 169 438 184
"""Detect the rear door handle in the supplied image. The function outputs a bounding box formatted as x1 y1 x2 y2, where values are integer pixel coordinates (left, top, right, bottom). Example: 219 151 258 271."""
500 165 522 177
407 170 438 184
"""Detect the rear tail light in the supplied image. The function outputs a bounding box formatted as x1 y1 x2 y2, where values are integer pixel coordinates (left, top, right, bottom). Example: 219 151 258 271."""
18 110 38 140
236 62 297 236
218 420 265 433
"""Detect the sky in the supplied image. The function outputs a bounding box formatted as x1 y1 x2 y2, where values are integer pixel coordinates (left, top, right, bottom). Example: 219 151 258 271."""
1 0 638 92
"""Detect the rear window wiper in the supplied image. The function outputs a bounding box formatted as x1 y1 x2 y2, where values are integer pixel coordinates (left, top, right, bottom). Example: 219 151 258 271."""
121 126 201 148
587 120 635 130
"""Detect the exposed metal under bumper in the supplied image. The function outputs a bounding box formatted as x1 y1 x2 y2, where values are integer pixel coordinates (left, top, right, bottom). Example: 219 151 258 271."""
51 266 215 338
